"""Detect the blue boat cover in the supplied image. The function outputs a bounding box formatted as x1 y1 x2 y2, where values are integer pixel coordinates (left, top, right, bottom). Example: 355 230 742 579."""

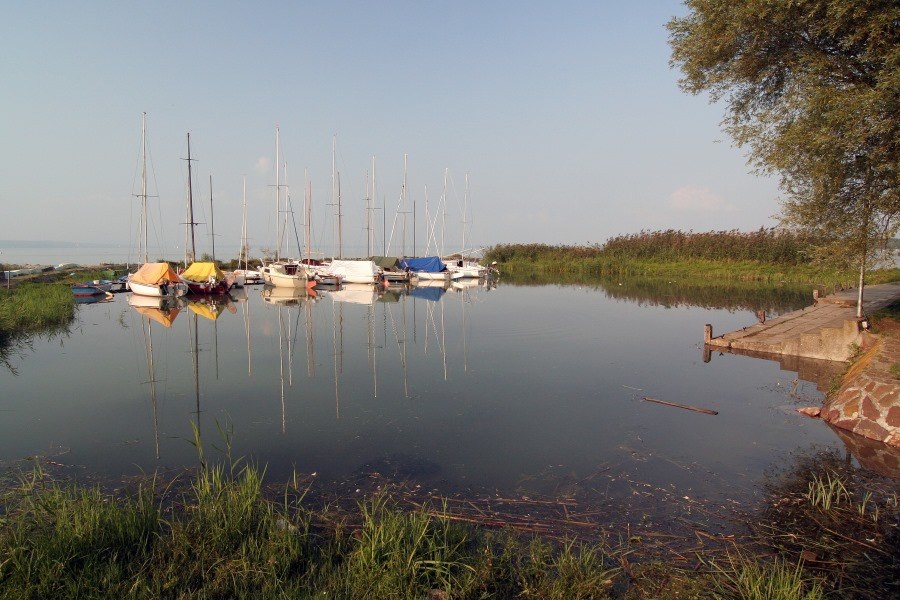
400 256 446 272
409 286 445 302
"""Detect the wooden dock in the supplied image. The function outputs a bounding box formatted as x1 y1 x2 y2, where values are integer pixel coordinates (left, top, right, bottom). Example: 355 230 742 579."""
704 283 900 362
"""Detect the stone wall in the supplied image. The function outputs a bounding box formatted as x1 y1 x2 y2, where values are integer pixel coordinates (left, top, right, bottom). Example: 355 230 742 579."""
822 336 900 447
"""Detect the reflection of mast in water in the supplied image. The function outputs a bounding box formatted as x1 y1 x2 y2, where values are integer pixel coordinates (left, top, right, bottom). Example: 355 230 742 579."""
243 294 252 375
141 317 161 459
276 304 296 434
183 297 233 436
367 303 377 398
304 295 315 377
331 299 344 418
422 291 448 380
386 297 410 398
187 309 201 436
129 295 182 459
461 287 469 372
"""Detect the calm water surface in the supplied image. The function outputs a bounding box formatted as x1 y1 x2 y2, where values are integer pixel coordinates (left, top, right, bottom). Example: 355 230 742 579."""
1 279 850 512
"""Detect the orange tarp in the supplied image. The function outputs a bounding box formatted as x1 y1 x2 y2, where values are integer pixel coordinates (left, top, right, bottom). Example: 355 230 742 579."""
131 262 181 286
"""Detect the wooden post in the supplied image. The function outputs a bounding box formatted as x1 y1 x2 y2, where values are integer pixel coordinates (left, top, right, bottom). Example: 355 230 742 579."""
704 324 713 344
813 289 819 301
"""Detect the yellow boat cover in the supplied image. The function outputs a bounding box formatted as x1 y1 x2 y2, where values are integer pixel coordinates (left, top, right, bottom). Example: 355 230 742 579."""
134 306 181 328
131 262 181 285
181 262 224 282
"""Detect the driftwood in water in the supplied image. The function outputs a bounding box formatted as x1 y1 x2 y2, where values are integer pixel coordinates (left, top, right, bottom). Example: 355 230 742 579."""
642 396 718 415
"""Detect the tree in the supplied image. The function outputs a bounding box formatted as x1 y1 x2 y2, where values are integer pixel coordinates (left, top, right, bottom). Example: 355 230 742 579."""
668 0 900 317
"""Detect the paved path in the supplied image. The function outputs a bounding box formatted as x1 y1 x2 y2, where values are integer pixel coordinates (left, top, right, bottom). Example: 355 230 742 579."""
706 282 900 361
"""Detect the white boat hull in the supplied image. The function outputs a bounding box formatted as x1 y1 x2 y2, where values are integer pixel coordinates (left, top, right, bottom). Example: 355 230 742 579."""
127 276 181 298
414 271 451 282
262 262 311 288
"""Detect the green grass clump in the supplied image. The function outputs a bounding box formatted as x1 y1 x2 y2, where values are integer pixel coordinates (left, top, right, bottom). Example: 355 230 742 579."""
706 553 824 600
0 282 74 335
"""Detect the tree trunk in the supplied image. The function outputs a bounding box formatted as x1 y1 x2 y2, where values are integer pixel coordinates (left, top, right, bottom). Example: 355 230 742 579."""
857 254 865 319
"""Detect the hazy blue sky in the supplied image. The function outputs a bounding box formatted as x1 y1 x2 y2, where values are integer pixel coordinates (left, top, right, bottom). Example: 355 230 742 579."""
1 1 781 260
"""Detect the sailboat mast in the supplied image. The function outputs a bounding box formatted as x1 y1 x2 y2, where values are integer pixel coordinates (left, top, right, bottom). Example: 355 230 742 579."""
365 171 371 257
305 172 311 263
185 133 197 266
241 175 248 270
275 126 281 261
209 175 215 262
140 112 148 263
462 173 469 260
331 135 337 259
441 168 448 258
402 153 408 257
337 172 343 259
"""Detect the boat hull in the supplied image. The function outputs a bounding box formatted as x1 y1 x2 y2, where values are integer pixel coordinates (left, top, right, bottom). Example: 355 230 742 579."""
262 262 312 288
127 277 181 298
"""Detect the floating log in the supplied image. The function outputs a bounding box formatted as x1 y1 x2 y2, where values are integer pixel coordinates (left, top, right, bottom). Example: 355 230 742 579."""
642 396 718 415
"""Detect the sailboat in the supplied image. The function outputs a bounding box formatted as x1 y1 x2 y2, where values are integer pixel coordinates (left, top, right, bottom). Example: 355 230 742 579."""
321 135 380 284
261 126 314 289
233 176 263 284
127 113 186 299
179 135 234 295
447 175 487 280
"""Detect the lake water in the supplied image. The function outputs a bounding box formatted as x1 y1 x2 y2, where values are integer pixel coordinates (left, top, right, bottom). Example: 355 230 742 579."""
0 277 862 528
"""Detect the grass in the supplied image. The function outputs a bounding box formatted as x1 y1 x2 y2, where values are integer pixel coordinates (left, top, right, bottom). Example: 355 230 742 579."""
705 553 824 600
2 448 896 599
0 282 74 335
0 462 622 599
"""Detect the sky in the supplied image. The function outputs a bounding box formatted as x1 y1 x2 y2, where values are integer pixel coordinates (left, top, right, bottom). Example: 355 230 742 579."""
1 1 782 262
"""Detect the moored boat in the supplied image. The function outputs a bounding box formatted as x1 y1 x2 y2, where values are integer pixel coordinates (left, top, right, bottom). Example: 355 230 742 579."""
180 261 234 295
401 256 451 282
71 280 113 297
128 262 186 298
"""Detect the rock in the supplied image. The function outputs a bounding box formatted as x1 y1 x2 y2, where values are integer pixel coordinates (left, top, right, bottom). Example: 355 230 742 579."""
797 407 821 418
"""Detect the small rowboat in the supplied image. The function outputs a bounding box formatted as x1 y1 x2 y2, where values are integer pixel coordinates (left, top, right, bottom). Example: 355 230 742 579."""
71 280 113 297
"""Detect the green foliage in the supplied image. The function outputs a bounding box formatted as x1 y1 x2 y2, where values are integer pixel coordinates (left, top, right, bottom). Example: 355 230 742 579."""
668 0 900 284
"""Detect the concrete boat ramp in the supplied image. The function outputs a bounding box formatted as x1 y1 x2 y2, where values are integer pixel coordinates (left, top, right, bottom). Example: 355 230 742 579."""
705 282 900 362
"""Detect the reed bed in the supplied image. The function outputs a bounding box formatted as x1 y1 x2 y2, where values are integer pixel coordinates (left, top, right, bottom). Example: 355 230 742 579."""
0 282 74 335
484 230 900 285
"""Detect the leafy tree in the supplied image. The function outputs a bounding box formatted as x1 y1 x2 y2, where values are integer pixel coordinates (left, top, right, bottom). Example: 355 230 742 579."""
668 0 900 316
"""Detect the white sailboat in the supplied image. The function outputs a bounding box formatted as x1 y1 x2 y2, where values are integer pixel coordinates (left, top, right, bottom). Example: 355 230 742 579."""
233 176 263 284
261 126 313 289
448 174 486 280
127 112 185 298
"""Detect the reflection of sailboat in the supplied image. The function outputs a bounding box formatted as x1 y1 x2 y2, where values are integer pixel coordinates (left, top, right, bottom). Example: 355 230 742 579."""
263 286 314 306
330 282 378 305
130 298 183 459
128 294 182 327
186 296 236 321
417 284 448 381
